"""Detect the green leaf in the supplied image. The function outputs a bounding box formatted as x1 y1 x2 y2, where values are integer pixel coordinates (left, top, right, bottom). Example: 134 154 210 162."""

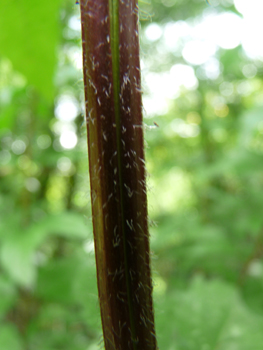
0 0 62 100
0 324 22 350
36 258 78 303
36 255 99 330
0 212 90 287
156 278 263 350
39 212 91 240
0 276 17 318
239 107 263 147
24 212 90 251
0 234 36 288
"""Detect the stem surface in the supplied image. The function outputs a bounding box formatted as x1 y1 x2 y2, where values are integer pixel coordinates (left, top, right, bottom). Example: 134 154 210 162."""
80 1 157 349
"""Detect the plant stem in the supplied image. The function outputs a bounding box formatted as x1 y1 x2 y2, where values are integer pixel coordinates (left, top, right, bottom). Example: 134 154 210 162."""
80 0 157 349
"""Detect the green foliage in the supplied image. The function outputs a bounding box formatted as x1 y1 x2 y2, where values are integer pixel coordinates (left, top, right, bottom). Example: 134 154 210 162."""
1 0 263 349
156 278 263 350
0 325 22 350
0 212 90 287
0 0 62 100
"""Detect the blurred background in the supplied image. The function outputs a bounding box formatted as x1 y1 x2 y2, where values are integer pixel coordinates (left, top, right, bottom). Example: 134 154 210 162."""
1 0 263 349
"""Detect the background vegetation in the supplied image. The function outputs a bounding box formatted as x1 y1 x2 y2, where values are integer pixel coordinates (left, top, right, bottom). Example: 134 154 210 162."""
1 0 263 349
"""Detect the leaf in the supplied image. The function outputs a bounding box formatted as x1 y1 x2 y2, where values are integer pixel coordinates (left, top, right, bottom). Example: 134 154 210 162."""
156 278 263 350
0 276 17 318
0 212 90 288
11 212 89 249
238 107 263 147
24 212 91 251
0 100 18 130
0 0 62 100
36 256 99 325
39 212 91 241
0 324 22 350
0 234 36 288
36 258 78 303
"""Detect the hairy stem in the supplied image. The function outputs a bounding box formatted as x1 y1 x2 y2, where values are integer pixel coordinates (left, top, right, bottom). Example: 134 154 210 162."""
80 1 157 349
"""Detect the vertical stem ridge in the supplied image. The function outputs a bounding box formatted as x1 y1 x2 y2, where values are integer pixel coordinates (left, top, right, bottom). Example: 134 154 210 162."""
109 1 137 348
80 1 157 349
